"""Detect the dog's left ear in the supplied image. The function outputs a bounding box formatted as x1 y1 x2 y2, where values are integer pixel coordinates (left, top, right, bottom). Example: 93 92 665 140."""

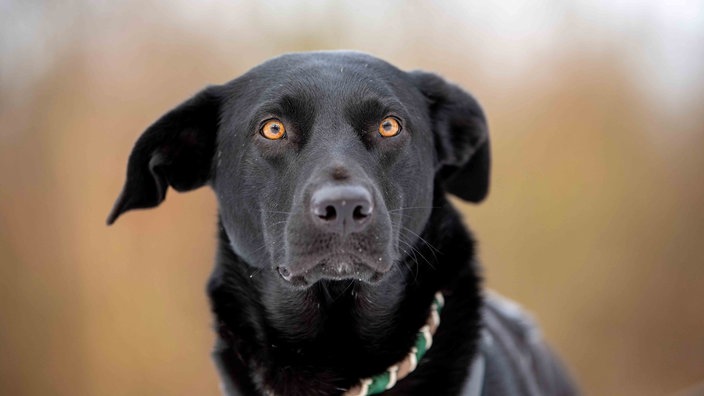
107 86 221 225
409 71 490 203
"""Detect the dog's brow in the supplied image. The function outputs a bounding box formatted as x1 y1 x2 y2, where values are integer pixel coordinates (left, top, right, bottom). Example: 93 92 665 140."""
252 93 316 126
345 97 407 131
281 94 315 122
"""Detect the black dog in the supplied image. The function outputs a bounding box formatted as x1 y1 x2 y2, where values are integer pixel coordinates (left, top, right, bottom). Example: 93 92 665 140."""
108 51 577 395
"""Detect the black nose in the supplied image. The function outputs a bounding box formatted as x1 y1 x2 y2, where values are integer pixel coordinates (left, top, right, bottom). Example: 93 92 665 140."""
311 185 373 236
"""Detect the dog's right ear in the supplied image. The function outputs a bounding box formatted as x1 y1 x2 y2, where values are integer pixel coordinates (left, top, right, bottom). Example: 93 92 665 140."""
107 86 221 225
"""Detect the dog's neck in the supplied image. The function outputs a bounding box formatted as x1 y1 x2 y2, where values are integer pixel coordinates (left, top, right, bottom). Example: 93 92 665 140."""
208 194 482 395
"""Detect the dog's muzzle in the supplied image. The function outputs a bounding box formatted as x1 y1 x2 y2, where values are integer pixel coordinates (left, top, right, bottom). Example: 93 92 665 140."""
278 183 394 287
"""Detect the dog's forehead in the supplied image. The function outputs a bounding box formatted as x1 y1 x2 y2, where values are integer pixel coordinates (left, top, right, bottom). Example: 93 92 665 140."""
239 51 410 98
257 51 401 76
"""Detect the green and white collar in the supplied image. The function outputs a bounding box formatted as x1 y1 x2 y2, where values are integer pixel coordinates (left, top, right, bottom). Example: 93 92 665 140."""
343 292 445 396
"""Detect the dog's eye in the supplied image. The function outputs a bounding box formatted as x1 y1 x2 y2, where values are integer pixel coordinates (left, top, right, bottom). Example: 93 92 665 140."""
260 119 286 140
378 117 402 137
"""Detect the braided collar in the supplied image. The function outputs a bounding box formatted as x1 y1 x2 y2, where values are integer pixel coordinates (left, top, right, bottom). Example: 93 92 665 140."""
263 293 445 396
343 292 445 396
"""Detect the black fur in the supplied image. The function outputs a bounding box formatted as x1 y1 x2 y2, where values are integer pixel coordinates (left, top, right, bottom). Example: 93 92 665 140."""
108 51 575 395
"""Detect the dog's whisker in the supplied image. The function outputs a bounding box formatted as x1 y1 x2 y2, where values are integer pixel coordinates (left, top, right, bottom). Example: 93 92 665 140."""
263 220 288 229
398 235 436 271
323 279 357 303
259 209 294 215
248 265 267 279
391 214 439 271
399 241 424 279
250 243 269 254
401 225 442 256
387 206 440 213
391 218 420 274
396 254 418 284
396 238 423 282
339 280 356 301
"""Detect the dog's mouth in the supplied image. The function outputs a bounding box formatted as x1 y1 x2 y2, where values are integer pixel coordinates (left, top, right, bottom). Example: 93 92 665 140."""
277 253 390 288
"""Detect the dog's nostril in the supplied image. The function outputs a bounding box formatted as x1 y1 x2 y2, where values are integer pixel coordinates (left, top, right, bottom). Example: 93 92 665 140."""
353 205 369 221
320 205 337 221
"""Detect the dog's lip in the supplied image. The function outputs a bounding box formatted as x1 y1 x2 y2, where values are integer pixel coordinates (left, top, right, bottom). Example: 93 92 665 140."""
277 255 389 287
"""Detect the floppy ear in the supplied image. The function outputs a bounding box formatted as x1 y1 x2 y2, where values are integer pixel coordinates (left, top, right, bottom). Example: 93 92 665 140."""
106 86 221 225
409 71 490 203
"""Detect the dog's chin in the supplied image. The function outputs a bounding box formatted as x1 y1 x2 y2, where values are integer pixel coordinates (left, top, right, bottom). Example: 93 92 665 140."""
278 254 391 289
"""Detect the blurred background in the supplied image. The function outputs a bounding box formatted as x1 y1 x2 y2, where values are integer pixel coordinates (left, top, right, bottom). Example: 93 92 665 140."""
1 1 703 395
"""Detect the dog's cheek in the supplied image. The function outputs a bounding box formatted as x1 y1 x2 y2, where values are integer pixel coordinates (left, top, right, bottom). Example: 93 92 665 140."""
212 146 274 266
391 148 434 214
386 148 435 251
259 191 294 266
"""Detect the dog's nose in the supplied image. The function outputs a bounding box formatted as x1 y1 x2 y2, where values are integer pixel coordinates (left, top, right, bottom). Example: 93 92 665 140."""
311 185 373 236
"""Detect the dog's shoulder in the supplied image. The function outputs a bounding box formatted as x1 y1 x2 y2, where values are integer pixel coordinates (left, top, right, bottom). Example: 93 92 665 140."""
465 291 579 396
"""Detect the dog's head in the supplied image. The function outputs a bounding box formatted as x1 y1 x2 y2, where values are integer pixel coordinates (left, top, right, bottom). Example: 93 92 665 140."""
108 51 489 288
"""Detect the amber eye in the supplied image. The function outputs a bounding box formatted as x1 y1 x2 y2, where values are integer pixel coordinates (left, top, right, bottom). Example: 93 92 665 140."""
378 117 402 137
260 119 286 140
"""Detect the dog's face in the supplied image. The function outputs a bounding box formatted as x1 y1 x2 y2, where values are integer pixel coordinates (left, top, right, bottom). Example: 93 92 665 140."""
108 51 490 288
